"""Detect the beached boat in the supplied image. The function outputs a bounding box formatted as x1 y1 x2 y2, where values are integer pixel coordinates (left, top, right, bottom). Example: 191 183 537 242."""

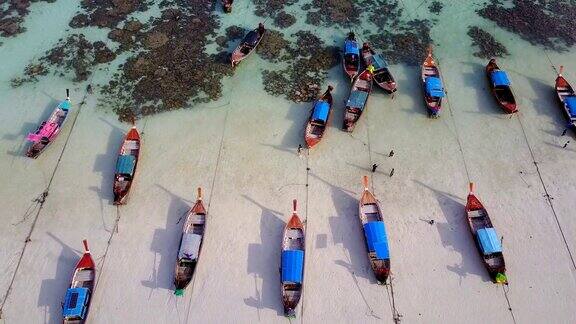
343 32 360 80
113 126 141 205
281 199 305 318
26 89 71 158
62 240 95 324
174 188 207 296
304 85 334 148
231 23 265 67
223 0 233 13
486 59 517 113
555 66 576 129
465 183 507 284
359 176 390 284
421 47 445 117
343 69 373 132
361 43 397 94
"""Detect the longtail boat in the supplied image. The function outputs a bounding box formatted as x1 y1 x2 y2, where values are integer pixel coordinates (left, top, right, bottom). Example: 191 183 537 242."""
555 66 576 129
361 43 397 94
304 85 334 148
466 183 507 284
26 89 71 158
359 176 390 284
231 23 265 67
113 126 141 205
486 59 517 113
343 32 360 80
421 47 445 118
62 240 95 324
281 199 305 318
174 188 207 296
343 69 373 132
223 0 233 13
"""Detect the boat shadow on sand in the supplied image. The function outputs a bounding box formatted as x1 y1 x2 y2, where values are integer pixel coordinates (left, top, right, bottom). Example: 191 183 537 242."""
3 99 59 157
309 173 377 284
414 180 492 284
243 195 285 317
38 232 81 324
89 118 126 232
140 185 192 293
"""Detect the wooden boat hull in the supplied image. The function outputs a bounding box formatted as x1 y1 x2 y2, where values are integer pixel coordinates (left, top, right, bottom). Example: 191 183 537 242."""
343 70 373 132
343 38 360 80
486 60 517 113
304 86 333 148
554 67 576 129
26 96 71 158
281 200 305 317
361 46 397 93
421 51 444 118
113 127 141 205
359 176 391 284
231 28 264 67
223 0 232 13
62 240 95 324
174 188 207 295
465 184 507 284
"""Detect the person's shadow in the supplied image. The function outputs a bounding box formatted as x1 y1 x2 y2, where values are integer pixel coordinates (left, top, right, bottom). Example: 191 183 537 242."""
414 180 491 283
140 185 193 296
242 195 285 317
38 232 82 324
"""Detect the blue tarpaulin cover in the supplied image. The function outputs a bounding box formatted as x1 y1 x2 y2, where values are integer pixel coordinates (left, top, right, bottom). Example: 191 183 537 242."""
477 228 502 255
345 40 359 55
312 101 330 122
425 77 445 98
491 71 511 86
62 287 88 318
372 54 388 70
347 91 368 109
60 100 71 111
116 155 136 175
363 221 390 260
565 96 576 118
281 250 304 283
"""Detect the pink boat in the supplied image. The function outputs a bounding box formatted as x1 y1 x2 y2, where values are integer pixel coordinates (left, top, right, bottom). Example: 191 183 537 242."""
26 89 71 158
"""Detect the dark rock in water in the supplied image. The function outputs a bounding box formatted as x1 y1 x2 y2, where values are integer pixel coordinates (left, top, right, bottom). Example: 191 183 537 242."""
71 0 151 29
93 41 117 63
0 0 57 38
226 25 244 41
256 30 291 62
108 28 136 51
368 19 433 66
124 19 143 32
252 0 298 17
429 1 443 15
274 11 296 28
478 0 576 51
260 30 338 102
69 14 89 28
467 26 509 59
307 0 360 27
143 32 169 49
0 17 25 37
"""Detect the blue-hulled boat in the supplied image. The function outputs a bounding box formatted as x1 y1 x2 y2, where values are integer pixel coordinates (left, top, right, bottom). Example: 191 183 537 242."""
113 126 141 205
555 66 576 129
343 69 373 132
486 59 517 113
281 200 305 317
359 176 390 284
361 43 397 93
422 47 445 117
304 86 333 148
343 32 360 80
466 183 507 284
62 240 95 324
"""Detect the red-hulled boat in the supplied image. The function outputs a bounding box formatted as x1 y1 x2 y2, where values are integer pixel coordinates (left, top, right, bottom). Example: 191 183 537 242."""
113 126 141 205
281 200 305 318
304 86 334 148
486 59 517 113
361 43 397 94
62 240 96 324
421 47 445 118
555 66 576 129
231 23 265 67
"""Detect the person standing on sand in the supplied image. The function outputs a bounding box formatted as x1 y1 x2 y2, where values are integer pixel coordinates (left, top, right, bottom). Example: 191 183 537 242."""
297 144 302 156
563 141 570 148
389 168 395 177
371 164 378 172
389 150 394 157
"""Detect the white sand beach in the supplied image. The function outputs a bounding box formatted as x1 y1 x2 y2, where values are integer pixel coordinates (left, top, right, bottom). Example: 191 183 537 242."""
1 1 576 323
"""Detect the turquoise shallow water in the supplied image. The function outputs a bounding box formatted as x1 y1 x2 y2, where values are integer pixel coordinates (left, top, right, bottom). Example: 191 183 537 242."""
1 1 576 323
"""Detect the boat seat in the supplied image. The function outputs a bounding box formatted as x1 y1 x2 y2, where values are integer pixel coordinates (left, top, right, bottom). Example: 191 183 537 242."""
191 214 205 223
287 229 302 239
75 269 94 282
125 141 139 150
355 79 369 90
362 204 378 214
469 210 483 218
